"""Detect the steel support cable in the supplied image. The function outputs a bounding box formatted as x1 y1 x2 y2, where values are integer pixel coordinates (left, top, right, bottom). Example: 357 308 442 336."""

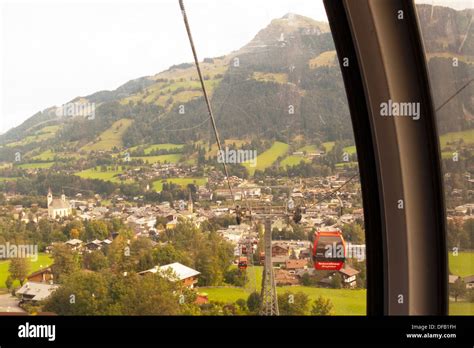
434 77 473 113
315 172 359 207
179 0 235 205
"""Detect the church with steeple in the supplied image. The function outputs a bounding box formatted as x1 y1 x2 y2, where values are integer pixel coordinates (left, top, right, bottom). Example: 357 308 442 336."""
47 188 72 219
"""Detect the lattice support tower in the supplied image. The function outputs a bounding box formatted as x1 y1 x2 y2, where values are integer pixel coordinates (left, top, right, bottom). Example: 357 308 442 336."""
259 219 279 316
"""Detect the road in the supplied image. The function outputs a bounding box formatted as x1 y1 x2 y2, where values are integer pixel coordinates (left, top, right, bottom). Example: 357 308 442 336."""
0 293 25 313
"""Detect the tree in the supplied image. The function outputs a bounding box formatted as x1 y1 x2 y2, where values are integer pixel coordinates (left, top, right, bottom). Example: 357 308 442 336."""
152 244 188 266
50 244 80 281
247 292 261 313
300 272 315 286
5 275 14 292
70 228 80 239
43 271 110 315
331 272 343 289
44 271 188 315
84 220 109 241
278 291 310 315
311 296 334 315
224 268 246 287
117 273 182 315
450 278 466 302
8 258 30 286
235 298 248 313
83 250 108 271
107 235 133 273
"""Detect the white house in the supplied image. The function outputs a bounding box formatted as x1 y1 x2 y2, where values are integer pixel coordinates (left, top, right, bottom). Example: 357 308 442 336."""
138 262 200 288
17 282 59 302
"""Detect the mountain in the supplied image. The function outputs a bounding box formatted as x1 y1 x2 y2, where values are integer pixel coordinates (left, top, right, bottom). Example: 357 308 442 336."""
0 6 472 162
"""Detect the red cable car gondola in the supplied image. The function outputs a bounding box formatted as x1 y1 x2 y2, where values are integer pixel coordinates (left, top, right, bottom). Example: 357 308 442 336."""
238 256 248 270
312 229 346 271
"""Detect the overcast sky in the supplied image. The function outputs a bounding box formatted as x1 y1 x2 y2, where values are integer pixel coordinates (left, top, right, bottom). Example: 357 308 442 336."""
0 0 470 134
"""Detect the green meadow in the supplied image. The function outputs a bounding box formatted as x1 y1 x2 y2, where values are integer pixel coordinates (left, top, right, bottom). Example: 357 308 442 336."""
75 167 129 184
439 129 474 148
244 141 289 175
17 162 55 169
322 141 335 152
81 119 133 152
343 145 357 155
448 251 474 277
0 253 53 289
153 177 207 191
280 155 309 168
5 125 60 148
126 143 184 155
133 154 182 164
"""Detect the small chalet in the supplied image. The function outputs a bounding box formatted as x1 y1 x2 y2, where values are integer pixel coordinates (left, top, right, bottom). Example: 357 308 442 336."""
463 275 474 289
285 259 308 272
338 266 360 288
27 267 54 283
275 269 299 286
65 239 83 251
138 262 200 288
272 243 289 257
17 282 59 303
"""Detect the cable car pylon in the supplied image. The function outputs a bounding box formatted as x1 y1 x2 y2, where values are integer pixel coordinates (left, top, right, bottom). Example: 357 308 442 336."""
259 219 279 316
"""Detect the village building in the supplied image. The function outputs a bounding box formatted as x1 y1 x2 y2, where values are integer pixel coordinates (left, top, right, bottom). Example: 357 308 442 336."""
338 266 360 288
27 267 54 283
47 189 72 219
17 282 59 303
138 262 200 288
285 259 309 272
272 242 289 257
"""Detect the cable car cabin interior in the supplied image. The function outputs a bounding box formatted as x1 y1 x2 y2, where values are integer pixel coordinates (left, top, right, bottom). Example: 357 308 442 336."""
312 230 346 271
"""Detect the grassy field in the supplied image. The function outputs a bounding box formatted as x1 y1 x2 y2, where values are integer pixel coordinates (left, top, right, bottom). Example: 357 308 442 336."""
128 143 184 155
280 155 309 168
449 251 474 277
16 162 55 169
31 150 56 161
5 125 60 148
322 141 335 152
121 76 222 109
75 167 128 184
81 119 133 152
335 162 358 168
153 177 208 191
199 265 365 315
449 302 473 315
0 253 53 289
298 145 319 153
309 50 337 69
31 150 83 161
244 141 289 175
343 145 357 155
439 129 474 148
133 154 182 164
200 285 366 315
202 139 250 160
0 177 18 182
252 72 288 84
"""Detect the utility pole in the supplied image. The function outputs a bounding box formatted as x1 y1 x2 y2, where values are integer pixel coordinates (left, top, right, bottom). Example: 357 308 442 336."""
259 219 279 315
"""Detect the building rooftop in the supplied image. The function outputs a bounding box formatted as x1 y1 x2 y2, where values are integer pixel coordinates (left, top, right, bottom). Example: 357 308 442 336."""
17 282 59 301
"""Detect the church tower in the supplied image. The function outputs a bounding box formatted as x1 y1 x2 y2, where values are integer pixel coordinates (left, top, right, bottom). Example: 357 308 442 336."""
47 188 53 207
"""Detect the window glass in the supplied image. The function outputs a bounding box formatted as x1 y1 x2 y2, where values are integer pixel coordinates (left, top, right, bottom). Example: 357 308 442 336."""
416 0 474 316
0 0 366 316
